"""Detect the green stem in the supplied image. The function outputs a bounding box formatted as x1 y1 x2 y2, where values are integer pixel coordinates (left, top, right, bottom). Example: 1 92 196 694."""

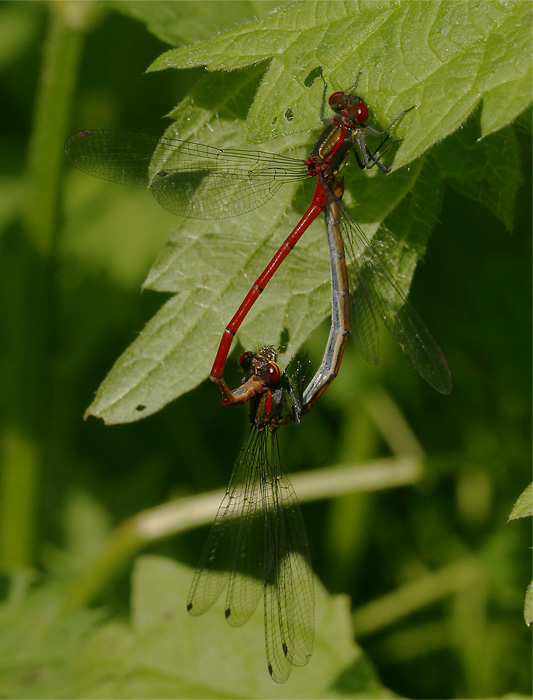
0 429 39 567
0 3 96 568
352 557 482 637
62 456 423 610
25 3 93 252
363 387 426 458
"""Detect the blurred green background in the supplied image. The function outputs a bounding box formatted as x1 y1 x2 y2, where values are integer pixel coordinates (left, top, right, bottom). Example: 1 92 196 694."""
0 2 531 698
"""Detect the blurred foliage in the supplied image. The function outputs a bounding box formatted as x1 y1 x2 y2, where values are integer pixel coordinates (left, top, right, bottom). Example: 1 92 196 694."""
0 1 531 698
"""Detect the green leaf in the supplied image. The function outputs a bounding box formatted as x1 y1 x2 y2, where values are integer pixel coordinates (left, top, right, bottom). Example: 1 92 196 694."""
525 581 533 626
122 555 383 697
0 559 387 698
107 0 285 47
508 484 532 628
432 112 522 230
508 483 533 521
148 0 532 156
515 103 532 134
84 4 531 423
0 574 102 699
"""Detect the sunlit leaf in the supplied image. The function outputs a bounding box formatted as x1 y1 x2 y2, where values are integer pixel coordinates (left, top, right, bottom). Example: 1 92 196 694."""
80 4 530 423
508 483 533 521
149 0 532 156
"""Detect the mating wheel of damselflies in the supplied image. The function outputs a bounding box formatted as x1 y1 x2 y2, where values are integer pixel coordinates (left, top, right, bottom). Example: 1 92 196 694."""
65 74 452 405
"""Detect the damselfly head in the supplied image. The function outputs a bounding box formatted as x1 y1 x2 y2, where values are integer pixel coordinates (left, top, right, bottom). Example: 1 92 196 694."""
239 348 282 388
328 91 369 123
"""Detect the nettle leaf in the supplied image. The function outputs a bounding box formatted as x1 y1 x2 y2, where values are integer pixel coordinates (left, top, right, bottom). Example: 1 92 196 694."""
507 484 533 627
515 104 532 134
148 0 532 155
85 3 531 423
432 107 523 230
508 483 533 521
107 0 285 47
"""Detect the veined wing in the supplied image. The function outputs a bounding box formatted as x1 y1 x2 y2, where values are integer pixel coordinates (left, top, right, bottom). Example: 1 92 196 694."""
186 427 314 683
186 426 265 622
339 201 452 394
64 130 308 220
262 434 314 683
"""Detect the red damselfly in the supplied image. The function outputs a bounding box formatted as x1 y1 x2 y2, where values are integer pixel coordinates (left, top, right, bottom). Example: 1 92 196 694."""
65 74 451 403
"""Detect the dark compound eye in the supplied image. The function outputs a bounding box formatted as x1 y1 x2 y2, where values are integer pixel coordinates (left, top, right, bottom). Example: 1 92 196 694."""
328 91 344 111
328 90 343 104
238 351 254 372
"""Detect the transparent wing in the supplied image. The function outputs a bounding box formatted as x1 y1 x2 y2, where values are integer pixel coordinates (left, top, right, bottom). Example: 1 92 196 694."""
186 428 314 684
263 434 314 683
64 129 308 220
338 201 452 394
187 426 265 623
64 130 161 188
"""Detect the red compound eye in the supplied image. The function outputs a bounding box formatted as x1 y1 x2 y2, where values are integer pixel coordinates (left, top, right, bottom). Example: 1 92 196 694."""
266 362 282 384
355 102 369 122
